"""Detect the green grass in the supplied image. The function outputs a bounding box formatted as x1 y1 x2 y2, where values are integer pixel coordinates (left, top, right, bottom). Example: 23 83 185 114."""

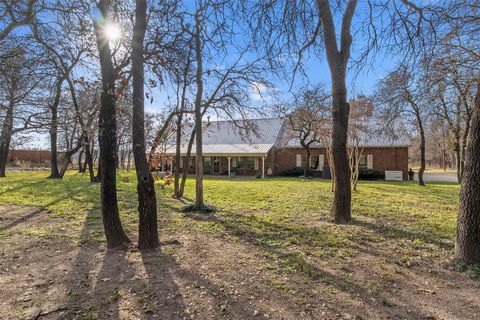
0 171 460 253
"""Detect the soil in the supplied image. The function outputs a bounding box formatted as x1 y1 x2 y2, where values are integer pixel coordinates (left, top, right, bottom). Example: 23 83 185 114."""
0 205 479 320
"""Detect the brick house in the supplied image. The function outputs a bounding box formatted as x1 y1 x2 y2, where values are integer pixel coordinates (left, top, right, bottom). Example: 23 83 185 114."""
163 118 410 180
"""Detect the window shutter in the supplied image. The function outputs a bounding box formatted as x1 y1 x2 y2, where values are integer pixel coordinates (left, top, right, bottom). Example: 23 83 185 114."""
319 154 325 170
232 157 237 167
254 157 259 170
367 154 373 169
179 157 183 168
296 154 302 167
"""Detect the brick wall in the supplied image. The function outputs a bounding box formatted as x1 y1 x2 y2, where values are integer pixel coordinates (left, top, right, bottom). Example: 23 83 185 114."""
7 150 56 164
273 146 409 179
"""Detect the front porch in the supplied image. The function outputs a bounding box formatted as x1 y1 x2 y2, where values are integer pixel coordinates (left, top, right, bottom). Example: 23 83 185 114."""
161 155 270 178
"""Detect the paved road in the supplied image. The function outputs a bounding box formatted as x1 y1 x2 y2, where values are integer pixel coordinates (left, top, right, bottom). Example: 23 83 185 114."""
415 174 458 183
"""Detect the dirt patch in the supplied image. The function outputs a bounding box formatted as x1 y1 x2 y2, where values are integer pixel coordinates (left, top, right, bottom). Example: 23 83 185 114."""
0 205 479 320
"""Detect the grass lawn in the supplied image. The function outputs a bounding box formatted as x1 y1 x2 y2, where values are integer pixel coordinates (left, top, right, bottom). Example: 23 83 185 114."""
0 171 478 320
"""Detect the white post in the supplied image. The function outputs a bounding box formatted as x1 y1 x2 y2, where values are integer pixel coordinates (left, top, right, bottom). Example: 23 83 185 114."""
227 156 231 177
262 156 265 178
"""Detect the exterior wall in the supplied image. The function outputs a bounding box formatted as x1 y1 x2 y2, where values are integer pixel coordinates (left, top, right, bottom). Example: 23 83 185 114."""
169 146 409 179
7 150 61 164
273 147 409 179
272 148 326 177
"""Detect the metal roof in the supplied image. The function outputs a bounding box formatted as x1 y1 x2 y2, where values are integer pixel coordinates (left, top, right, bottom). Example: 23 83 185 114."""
163 117 410 156
164 118 284 156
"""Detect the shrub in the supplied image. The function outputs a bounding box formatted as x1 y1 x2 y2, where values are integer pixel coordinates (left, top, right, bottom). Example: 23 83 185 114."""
181 203 217 214
358 168 385 180
279 167 304 177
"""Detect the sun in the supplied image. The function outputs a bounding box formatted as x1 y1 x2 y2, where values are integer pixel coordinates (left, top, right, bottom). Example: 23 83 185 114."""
104 23 121 41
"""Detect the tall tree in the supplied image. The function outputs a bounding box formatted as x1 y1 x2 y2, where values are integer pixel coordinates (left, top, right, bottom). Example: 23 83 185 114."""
376 64 428 186
91 0 130 248
132 0 159 249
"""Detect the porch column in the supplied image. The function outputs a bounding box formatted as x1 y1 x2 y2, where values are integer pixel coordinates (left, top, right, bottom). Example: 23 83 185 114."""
227 156 231 177
261 155 266 178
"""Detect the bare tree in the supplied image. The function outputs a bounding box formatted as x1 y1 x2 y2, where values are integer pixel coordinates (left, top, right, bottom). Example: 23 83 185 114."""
0 48 43 177
376 64 428 186
277 86 330 177
348 95 374 191
90 0 131 248
131 0 159 249
0 0 42 42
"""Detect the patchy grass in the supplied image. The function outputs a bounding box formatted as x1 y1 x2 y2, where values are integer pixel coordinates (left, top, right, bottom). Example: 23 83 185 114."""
2 170 478 320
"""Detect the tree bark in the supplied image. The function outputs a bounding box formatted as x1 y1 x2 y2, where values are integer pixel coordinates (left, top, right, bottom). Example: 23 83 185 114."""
132 0 159 249
179 128 196 198
58 137 84 178
317 0 356 223
173 113 183 198
417 115 426 187
455 82 480 263
78 148 85 173
194 13 204 208
48 78 64 179
92 0 130 248
0 103 14 178
330 79 352 222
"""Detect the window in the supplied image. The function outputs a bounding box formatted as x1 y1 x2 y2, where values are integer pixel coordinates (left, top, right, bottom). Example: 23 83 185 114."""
246 157 255 170
296 154 302 167
236 157 244 168
359 155 368 169
204 157 212 170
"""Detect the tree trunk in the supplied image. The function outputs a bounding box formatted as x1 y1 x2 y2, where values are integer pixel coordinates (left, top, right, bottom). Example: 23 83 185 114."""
303 148 310 177
194 15 204 208
454 143 461 183
84 139 96 182
78 148 85 173
174 113 183 198
460 117 470 182
179 128 196 199
132 0 159 249
455 82 480 263
330 81 351 222
58 138 83 178
417 118 426 187
92 0 130 248
0 103 14 178
48 78 64 179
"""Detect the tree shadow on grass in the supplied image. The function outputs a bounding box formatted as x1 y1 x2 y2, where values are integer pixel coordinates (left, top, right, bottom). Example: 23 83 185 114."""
351 218 453 249
205 211 443 319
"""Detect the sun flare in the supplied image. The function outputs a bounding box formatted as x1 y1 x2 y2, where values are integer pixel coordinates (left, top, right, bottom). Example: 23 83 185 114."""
104 23 121 41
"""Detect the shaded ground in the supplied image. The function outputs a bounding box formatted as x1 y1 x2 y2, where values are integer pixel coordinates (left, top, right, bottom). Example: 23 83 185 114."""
0 172 479 319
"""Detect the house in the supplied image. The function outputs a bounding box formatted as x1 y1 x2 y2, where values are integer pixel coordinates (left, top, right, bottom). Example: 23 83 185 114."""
162 118 410 180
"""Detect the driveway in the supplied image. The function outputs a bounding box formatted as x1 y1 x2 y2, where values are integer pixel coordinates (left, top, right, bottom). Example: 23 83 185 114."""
415 174 458 183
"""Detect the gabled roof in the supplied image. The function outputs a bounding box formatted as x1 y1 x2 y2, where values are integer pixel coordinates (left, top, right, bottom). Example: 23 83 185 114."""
164 118 284 156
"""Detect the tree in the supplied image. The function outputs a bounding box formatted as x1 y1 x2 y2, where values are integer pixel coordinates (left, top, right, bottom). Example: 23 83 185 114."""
0 47 43 177
278 86 330 177
91 0 130 248
348 95 374 191
376 64 428 186
243 0 436 222
132 0 159 249
0 0 42 42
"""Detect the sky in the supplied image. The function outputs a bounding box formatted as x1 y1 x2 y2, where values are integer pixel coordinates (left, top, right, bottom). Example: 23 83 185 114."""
7 1 403 150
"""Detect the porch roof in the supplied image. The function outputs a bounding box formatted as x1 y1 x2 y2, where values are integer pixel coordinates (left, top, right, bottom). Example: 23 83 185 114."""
164 143 274 157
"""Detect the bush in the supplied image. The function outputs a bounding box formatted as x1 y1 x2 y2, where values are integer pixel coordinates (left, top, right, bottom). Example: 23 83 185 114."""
279 167 304 177
181 203 217 214
255 172 262 179
358 168 385 180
